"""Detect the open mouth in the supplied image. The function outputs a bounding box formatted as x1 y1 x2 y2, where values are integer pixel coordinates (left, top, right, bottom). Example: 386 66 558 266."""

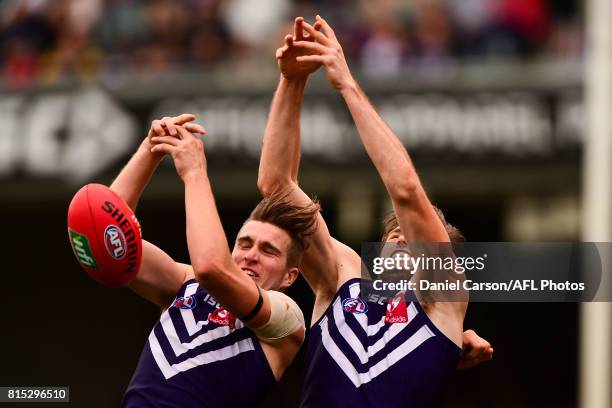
389 249 411 259
242 268 260 279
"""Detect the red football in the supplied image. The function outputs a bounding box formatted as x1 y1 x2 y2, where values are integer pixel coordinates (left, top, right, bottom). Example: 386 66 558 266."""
67 183 142 287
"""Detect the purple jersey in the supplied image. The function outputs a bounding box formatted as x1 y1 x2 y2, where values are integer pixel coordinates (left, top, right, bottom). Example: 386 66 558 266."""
301 278 460 408
122 279 275 407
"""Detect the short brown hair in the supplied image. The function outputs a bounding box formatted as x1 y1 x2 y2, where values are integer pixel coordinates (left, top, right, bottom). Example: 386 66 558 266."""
381 206 465 243
247 191 320 267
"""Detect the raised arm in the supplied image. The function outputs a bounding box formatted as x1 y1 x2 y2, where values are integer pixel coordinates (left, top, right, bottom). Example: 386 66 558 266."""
151 126 272 328
258 18 317 186
294 17 467 346
294 17 448 243
109 114 204 308
257 17 341 300
257 75 306 189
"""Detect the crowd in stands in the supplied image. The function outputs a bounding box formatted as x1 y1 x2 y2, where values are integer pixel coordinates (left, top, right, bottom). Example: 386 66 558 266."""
1 0 582 88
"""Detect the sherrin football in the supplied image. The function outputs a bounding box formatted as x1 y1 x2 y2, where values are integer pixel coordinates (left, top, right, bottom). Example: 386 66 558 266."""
67 183 142 287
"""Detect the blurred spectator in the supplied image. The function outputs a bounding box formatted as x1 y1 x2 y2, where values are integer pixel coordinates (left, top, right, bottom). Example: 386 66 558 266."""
549 0 582 60
188 1 230 64
134 0 188 75
447 0 495 57
0 0 584 88
488 0 552 57
1 0 53 87
223 0 290 56
411 0 454 63
42 0 102 82
359 0 409 78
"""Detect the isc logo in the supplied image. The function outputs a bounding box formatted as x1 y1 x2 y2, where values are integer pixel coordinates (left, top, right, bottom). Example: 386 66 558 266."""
104 225 126 259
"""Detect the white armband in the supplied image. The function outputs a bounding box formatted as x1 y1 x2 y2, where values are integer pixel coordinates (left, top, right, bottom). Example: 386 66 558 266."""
252 290 304 341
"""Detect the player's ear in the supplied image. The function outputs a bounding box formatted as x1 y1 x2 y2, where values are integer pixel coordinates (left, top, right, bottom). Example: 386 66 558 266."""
280 267 299 290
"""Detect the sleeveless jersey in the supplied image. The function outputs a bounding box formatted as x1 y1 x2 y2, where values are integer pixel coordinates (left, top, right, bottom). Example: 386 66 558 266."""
301 278 460 408
122 279 275 407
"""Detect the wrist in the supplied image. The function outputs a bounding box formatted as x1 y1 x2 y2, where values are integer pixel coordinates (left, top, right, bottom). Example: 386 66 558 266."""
280 75 308 90
137 139 164 162
338 77 359 96
181 167 207 185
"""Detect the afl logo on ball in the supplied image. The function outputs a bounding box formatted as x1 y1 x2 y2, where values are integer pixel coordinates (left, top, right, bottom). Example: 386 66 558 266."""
104 225 127 260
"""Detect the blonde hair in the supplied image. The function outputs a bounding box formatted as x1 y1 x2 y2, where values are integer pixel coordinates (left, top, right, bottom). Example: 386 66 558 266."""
248 191 320 266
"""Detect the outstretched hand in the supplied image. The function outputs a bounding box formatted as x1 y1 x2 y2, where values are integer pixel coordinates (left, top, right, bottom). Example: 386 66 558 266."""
148 113 205 140
457 329 494 369
277 17 323 80
291 15 355 91
150 125 207 181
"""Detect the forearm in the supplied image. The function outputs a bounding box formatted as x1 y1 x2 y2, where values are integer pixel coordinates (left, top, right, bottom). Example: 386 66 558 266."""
340 83 420 200
183 169 269 326
110 140 164 210
183 170 232 272
258 76 307 195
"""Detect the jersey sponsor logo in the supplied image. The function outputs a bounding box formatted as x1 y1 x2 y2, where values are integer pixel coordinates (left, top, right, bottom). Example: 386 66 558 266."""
172 295 197 310
69 229 99 268
342 297 368 314
209 307 236 329
385 292 408 324
104 225 126 259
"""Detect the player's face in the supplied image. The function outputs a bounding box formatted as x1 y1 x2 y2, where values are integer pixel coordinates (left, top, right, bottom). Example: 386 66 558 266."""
232 221 297 291
380 226 412 261
385 226 405 244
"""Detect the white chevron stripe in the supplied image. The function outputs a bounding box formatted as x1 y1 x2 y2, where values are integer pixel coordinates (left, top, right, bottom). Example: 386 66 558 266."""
367 314 387 336
180 283 212 335
162 283 245 356
320 318 434 387
330 297 417 364
161 311 232 357
149 330 255 380
345 283 418 338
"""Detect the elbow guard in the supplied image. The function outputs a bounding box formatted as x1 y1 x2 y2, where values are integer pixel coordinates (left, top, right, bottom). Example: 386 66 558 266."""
252 290 305 341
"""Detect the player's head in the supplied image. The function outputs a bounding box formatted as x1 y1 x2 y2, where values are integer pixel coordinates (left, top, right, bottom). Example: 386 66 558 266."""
381 207 465 243
233 191 320 291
